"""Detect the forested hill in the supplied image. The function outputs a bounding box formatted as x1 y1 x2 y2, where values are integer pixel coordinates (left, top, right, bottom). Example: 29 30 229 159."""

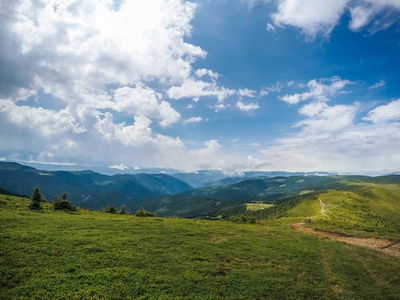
0 162 192 210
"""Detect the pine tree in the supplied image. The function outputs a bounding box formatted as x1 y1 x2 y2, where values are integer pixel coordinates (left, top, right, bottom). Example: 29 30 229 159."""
29 187 42 210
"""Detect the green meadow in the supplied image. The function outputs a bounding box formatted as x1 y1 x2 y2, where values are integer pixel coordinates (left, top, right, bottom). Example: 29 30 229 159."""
1 194 400 299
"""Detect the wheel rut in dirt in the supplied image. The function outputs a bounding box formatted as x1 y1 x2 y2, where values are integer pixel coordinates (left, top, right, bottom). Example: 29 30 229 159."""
292 222 400 258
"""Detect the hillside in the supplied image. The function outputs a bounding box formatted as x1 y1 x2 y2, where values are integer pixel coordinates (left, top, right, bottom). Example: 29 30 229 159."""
244 180 400 239
185 175 369 202
1 194 400 299
0 162 192 210
133 194 246 219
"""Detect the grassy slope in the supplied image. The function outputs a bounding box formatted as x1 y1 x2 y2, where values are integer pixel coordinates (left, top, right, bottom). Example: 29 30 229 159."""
250 180 400 239
309 183 400 239
1 195 400 299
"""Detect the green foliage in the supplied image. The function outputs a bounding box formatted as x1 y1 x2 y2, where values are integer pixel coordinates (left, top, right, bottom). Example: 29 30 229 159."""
227 215 256 224
118 204 128 215
53 194 76 211
29 186 43 210
135 207 156 217
103 203 117 214
1 194 400 299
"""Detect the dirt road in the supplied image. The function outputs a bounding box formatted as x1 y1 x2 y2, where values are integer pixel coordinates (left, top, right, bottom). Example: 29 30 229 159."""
292 222 400 258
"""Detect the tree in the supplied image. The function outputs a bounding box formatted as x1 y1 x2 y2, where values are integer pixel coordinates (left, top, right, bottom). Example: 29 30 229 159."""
29 187 43 210
118 204 128 215
104 203 117 214
135 208 156 217
53 193 76 211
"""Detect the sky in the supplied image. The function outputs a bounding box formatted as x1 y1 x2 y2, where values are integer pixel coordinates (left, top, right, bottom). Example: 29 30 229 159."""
0 0 399 175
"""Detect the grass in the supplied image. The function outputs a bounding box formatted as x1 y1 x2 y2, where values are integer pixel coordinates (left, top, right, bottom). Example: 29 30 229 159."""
308 183 400 239
245 202 274 211
1 194 400 299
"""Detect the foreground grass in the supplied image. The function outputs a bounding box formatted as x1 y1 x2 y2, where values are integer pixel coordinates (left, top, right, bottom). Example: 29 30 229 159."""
1 195 400 299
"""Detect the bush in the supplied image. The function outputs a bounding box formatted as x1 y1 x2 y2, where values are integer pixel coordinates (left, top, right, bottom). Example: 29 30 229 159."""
227 215 256 224
118 205 129 215
53 194 76 211
104 203 117 214
135 208 156 217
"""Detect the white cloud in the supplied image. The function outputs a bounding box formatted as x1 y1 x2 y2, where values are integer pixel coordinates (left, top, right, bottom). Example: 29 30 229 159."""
239 88 257 98
271 0 400 40
349 1 400 33
0 0 233 168
183 116 203 125
260 82 283 96
266 23 276 32
363 99 400 124
167 79 235 102
271 0 349 40
280 76 353 104
260 101 400 174
0 100 86 135
368 79 386 89
236 101 260 111
113 85 180 127
349 5 374 31
195 69 219 80
109 163 128 171
249 143 261 147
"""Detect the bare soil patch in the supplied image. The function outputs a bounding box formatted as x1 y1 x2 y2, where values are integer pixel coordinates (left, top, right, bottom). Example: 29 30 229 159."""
292 222 400 258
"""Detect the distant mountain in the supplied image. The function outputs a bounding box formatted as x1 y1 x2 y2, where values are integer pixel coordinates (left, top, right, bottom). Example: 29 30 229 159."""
173 170 335 188
0 162 192 210
185 175 371 202
171 170 227 188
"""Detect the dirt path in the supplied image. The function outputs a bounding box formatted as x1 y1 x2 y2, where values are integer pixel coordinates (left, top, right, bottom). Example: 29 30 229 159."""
317 196 328 217
292 222 400 258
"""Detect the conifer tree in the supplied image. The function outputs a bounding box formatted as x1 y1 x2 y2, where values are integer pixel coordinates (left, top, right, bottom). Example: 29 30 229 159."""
29 187 42 210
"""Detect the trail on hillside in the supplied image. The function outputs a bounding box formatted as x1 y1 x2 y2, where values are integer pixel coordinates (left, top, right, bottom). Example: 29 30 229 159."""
291 196 400 258
292 222 400 258
317 196 328 217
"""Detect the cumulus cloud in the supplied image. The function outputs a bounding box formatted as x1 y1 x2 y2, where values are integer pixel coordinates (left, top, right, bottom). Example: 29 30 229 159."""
260 101 400 174
280 76 353 104
183 116 203 125
271 0 400 40
236 101 260 111
272 0 348 40
0 0 235 168
113 85 180 127
363 99 400 124
167 79 235 102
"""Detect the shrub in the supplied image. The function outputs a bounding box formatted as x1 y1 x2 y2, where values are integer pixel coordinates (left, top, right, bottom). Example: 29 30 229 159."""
118 205 128 215
53 194 76 211
227 215 256 224
135 208 156 217
104 203 117 214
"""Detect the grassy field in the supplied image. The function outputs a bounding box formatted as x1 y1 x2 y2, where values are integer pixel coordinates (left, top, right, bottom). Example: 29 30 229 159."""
1 194 400 299
308 183 400 239
245 202 274 211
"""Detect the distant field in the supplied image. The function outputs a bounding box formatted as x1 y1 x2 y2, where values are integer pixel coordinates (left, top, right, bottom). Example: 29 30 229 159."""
1 194 400 299
245 202 274 211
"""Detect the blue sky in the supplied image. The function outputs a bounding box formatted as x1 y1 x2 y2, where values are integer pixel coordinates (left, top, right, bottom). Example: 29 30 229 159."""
0 0 399 174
